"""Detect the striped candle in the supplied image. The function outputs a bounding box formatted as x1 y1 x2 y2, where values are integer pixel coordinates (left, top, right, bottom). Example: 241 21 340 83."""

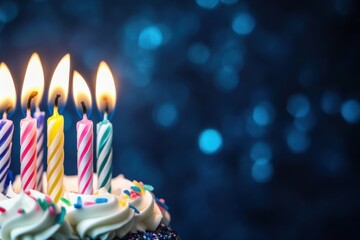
77 115 93 194
47 107 64 202
20 112 37 191
0 114 14 192
96 114 113 192
34 109 45 191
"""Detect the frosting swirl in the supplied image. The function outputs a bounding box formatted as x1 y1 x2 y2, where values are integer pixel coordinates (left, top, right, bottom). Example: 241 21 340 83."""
62 190 134 239
0 190 71 240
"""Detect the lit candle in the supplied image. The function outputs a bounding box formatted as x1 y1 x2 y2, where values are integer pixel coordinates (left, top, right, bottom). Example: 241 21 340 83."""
47 54 70 202
23 53 45 191
73 71 94 194
96 62 117 192
20 63 41 190
0 63 16 193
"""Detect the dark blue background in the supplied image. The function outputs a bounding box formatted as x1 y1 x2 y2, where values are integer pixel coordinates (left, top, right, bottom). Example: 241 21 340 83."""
1 0 360 239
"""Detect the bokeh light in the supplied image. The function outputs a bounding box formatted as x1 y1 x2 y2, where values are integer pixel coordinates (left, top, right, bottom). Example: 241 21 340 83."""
196 0 220 9
287 94 311 118
188 43 210 64
138 26 163 50
250 141 272 162
198 129 223 154
153 103 178 128
252 101 275 126
215 66 239 91
232 13 256 35
286 129 310 153
341 99 360 124
251 160 273 183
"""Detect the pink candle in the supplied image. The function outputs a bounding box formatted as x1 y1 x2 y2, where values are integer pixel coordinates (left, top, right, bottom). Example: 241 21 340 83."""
77 114 93 194
20 92 38 190
73 71 94 195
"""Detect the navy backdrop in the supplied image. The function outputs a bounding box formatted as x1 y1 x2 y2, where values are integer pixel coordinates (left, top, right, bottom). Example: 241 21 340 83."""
1 0 360 239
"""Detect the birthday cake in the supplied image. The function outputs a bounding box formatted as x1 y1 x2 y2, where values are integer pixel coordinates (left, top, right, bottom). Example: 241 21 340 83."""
0 174 180 240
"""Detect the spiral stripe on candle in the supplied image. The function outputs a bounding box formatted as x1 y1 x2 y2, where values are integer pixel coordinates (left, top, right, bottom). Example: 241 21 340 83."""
47 119 64 202
35 112 45 191
0 120 14 191
20 120 37 190
77 123 93 194
97 122 113 192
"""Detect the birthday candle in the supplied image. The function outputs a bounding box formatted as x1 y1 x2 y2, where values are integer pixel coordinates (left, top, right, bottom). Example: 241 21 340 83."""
23 53 45 191
47 54 70 202
95 62 116 192
73 71 94 194
0 63 16 193
20 92 38 191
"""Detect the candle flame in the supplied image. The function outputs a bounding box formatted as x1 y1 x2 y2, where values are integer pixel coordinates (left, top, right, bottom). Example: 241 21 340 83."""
48 54 70 111
73 71 92 117
21 52 44 111
0 63 16 114
96 61 116 114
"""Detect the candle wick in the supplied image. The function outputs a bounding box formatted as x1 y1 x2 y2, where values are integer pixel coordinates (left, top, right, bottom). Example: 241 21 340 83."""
27 91 38 110
81 101 87 115
54 94 61 108
103 96 109 115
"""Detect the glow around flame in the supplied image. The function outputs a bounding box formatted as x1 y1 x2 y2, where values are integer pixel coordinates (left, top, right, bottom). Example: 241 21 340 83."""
73 71 92 117
21 53 44 110
48 54 70 111
96 61 116 114
0 63 16 114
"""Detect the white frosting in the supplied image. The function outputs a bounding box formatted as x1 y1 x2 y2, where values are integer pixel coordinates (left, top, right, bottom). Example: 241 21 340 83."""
0 190 71 240
62 190 134 239
9 173 171 238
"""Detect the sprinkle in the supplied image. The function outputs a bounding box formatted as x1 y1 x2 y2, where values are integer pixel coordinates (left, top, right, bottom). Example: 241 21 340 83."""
118 200 126 207
95 198 108 204
0 207 6 213
143 184 154 192
132 180 145 196
45 196 52 203
129 205 140 214
48 205 56 217
94 191 98 195
25 190 31 195
130 192 138 199
60 197 71 206
156 198 169 211
124 190 131 196
55 207 66 225
123 195 130 200
131 186 141 192
37 198 48 211
17 208 25 214
74 196 82 209
34 205 40 211
84 201 95 206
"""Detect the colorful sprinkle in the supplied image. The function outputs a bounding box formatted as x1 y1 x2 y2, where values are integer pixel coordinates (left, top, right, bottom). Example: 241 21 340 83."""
34 205 40 211
95 198 108 204
74 196 82 209
123 195 130 200
84 201 95 206
55 207 66 225
37 198 48 211
17 209 25 214
48 205 56 217
130 192 138 199
131 186 141 192
60 197 71 206
118 200 126 207
129 205 140 214
0 207 6 213
124 190 131 196
143 184 154 192
25 190 31 195
45 196 52 203
132 180 146 195
156 198 169 211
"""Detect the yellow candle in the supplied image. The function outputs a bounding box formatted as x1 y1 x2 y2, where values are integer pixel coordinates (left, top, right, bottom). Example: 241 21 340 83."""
47 54 70 202
47 105 64 202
